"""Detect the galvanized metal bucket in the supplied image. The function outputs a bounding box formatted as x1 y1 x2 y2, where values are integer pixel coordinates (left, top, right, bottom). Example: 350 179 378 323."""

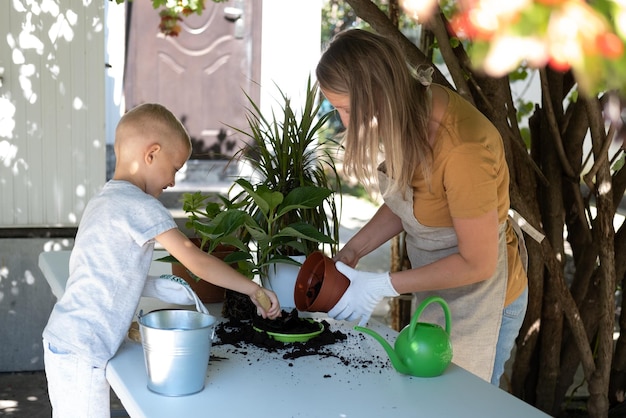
138 309 217 396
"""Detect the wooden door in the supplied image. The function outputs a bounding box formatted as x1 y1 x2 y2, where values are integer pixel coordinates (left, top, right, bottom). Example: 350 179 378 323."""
124 0 261 159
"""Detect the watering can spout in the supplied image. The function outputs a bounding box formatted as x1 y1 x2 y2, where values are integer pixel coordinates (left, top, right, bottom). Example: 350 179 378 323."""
354 326 412 375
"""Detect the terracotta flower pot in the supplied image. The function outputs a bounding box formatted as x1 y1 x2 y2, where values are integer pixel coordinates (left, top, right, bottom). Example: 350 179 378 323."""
294 251 350 313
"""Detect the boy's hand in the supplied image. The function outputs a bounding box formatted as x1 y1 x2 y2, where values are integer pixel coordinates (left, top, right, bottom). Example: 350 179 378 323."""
252 287 281 319
255 289 272 311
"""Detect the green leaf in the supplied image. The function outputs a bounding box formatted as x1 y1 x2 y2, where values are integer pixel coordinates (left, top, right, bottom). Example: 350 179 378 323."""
260 255 304 269
509 67 528 82
210 210 249 236
234 178 282 216
276 240 309 255
278 187 333 217
209 236 249 254
612 154 625 172
222 251 253 263
154 254 180 264
245 224 270 247
151 0 166 10
275 223 335 244
255 185 284 213
189 219 217 236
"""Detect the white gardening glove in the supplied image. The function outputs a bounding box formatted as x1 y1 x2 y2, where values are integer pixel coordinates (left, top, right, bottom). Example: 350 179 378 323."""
327 262 399 326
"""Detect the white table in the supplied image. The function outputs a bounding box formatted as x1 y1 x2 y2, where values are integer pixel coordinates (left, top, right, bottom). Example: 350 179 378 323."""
39 250 549 418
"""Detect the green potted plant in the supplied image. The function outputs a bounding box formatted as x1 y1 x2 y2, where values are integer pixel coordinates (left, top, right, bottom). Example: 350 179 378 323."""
179 190 256 278
181 178 338 307
156 177 339 309
171 78 341 309
226 77 342 306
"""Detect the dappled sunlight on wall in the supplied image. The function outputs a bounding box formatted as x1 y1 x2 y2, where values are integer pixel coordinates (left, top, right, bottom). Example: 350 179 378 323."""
42 238 72 252
0 237 71 305
0 99 16 139
0 0 106 227
0 238 73 372
0 266 36 303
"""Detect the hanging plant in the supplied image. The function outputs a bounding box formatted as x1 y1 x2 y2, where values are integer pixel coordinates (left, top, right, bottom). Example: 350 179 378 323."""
112 0 227 37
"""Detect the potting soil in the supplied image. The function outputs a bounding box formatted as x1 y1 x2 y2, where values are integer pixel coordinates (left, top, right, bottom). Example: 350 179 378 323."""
213 309 388 370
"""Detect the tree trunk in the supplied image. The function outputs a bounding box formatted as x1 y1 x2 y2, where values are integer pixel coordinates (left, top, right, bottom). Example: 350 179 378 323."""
389 233 412 331
584 97 616 417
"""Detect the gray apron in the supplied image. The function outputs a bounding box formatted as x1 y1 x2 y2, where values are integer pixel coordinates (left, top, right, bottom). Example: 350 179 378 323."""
379 172 507 381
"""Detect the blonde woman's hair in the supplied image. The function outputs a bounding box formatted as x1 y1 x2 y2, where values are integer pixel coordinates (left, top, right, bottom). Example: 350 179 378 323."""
316 29 432 196
116 103 191 157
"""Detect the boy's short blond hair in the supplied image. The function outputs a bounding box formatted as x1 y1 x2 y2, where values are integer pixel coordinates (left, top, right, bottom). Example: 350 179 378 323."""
115 103 191 156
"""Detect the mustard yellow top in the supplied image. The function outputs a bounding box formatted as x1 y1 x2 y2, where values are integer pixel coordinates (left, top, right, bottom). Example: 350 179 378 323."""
410 86 526 305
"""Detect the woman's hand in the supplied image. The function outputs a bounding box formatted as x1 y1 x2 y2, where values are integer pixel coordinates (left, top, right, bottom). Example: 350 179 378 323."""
328 262 399 326
333 247 359 267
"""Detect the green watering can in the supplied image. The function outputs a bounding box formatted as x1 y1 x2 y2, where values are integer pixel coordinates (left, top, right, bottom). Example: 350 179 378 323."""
355 296 453 377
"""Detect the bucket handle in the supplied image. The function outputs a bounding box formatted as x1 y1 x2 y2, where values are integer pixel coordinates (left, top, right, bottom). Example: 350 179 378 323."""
159 274 210 315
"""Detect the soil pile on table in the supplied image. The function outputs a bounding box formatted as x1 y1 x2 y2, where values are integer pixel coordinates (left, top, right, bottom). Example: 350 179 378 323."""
213 290 387 369
214 309 348 360
215 290 389 370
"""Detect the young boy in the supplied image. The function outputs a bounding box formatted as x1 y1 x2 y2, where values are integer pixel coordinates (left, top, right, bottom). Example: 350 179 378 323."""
42 103 281 418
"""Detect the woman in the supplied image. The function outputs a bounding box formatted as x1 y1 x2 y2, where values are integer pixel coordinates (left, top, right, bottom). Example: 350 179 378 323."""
316 29 528 386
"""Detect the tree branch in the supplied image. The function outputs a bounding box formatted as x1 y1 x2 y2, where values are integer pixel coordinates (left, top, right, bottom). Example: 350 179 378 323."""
583 124 616 192
344 0 452 89
583 95 615 417
539 68 576 179
423 9 473 103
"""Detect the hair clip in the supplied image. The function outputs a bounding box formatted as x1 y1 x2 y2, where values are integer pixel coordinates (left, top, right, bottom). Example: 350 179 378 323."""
415 65 434 87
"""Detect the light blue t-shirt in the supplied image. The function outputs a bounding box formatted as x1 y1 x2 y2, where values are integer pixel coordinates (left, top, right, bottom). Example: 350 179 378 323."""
43 180 177 368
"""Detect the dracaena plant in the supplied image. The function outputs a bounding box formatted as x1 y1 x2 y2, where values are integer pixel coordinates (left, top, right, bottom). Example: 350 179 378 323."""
228 76 342 264
162 76 342 282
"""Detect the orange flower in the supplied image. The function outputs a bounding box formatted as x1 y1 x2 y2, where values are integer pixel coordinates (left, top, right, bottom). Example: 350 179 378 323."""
449 10 497 40
596 32 624 59
547 56 571 72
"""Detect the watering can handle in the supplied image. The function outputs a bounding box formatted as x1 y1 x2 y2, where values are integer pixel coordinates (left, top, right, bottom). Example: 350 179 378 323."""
408 296 452 339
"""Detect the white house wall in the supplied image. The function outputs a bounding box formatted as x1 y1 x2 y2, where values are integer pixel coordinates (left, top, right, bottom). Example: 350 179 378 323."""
260 0 322 118
104 0 126 148
0 0 104 372
0 0 105 228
